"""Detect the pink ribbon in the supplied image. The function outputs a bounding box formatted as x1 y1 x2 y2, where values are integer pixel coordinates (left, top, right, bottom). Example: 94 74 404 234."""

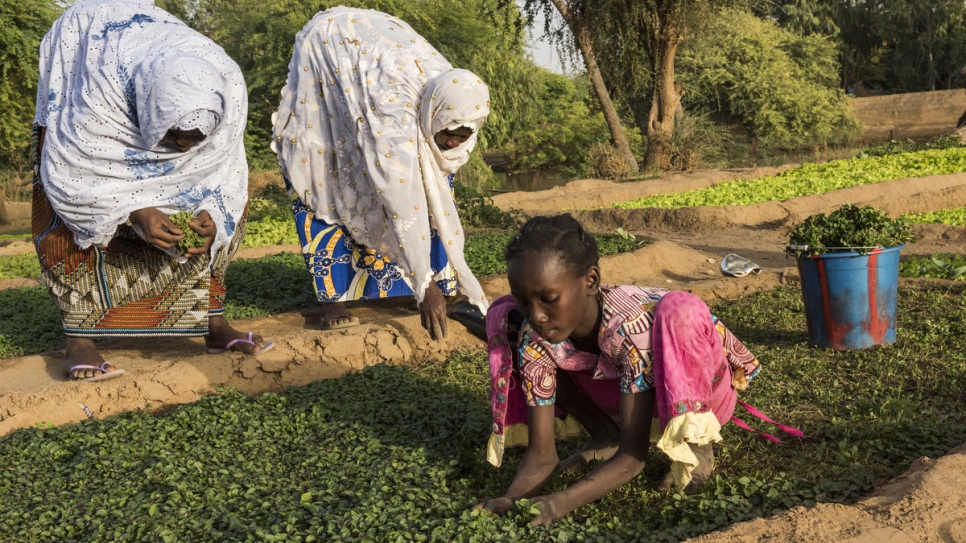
731 399 806 443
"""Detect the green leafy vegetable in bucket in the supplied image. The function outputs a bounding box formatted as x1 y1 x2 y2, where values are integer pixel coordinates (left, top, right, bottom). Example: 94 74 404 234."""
788 204 914 256
169 211 205 254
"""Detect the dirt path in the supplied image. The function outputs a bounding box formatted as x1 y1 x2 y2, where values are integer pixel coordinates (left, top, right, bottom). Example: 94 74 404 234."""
2 169 966 541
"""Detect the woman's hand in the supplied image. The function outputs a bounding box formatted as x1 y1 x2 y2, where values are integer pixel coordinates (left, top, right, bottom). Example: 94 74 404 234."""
419 281 448 341
129 207 183 249
184 210 217 256
471 497 512 515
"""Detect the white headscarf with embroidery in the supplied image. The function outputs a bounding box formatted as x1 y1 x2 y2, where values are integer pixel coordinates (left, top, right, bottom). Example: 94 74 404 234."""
35 0 248 258
273 7 491 312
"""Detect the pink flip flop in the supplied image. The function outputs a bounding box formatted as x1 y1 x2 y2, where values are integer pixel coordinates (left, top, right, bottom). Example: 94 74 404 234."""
206 332 276 356
68 361 126 382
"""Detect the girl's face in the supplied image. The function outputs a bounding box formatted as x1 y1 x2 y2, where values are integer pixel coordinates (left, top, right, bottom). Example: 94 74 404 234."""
508 250 600 345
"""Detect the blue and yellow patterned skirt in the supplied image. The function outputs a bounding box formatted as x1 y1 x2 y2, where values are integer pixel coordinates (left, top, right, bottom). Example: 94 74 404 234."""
287 180 459 302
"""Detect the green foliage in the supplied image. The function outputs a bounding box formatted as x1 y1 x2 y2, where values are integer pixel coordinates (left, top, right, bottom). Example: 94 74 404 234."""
767 0 966 94
243 184 299 248
788 204 913 255
0 253 39 279
454 183 526 230
463 231 645 278
0 0 60 169
463 231 515 278
900 254 966 281
666 113 731 171
502 71 637 177
613 146 966 209
3 284 966 541
0 231 30 241
0 286 62 358
904 207 966 227
679 8 860 148
860 134 965 158
879 0 966 93
168 212 206 254
247 184 292 222
222 253 317 319
241 217 298 249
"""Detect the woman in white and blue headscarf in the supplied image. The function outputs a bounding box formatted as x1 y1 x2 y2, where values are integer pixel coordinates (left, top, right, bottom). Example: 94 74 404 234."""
33 0 273 382
273 6 491 340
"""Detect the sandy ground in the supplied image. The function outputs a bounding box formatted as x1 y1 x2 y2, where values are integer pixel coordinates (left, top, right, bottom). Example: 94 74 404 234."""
3 169 966 541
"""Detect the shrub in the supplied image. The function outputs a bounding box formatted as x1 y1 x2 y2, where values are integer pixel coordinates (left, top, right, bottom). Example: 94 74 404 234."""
587 142 631 179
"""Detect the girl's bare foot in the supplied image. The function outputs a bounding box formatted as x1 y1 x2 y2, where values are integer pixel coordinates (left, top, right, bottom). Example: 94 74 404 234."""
558 438 620 472
205 315 273 355
65 337 123 380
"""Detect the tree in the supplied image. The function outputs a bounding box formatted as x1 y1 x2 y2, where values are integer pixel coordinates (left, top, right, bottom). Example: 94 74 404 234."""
766 0 966 93
504 70 636 177
513 0 640 173
679 8 860 149
518 0 765 172
880 0 966 92
0 0 60 170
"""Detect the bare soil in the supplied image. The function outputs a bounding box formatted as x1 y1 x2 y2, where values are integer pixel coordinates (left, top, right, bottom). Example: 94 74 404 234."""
3 169 966 542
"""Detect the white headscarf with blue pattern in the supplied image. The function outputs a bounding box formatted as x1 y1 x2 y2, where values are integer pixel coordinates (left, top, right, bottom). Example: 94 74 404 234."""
34 0 248 258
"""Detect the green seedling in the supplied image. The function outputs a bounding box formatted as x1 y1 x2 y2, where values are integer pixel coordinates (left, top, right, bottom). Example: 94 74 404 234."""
169 211 205 254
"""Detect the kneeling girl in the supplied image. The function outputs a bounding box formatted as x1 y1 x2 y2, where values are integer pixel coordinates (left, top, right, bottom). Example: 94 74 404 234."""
477 214 763 525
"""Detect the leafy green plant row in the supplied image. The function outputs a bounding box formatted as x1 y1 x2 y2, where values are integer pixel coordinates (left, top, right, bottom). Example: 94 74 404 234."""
612 146 966 209
2 285 965 541
0 253 40 280
900 254 966 281
904 206 966 227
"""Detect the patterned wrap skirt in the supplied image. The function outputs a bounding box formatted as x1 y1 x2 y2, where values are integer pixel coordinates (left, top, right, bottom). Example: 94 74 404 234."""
31 127 245 338
286 177 459 302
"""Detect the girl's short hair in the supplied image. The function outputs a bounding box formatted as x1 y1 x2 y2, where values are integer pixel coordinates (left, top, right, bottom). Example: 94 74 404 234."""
505 214 599 274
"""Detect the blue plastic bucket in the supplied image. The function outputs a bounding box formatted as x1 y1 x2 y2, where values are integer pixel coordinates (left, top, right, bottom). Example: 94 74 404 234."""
795 245 903 350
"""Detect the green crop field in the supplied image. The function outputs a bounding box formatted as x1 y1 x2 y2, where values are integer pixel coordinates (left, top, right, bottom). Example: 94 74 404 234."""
612 147 966 210
1 285 965 541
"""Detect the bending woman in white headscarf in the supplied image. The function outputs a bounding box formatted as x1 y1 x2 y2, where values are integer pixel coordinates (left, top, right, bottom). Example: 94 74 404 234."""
33 0 273 382
273 6 491 339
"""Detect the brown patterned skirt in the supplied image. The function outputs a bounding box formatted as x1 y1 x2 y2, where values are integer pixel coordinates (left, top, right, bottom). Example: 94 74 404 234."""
32 148 245 338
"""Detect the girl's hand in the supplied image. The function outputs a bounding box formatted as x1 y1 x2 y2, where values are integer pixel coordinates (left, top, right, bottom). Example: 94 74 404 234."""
528 495 562 527
471 497 512 515
129 207 183 249
185 210 217 256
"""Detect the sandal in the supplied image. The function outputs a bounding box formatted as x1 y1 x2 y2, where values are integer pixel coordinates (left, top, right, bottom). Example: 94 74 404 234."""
68 361 126 382
206 332 276 356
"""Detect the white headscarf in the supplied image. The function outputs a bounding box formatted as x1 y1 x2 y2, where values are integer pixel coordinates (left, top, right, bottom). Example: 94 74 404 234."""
273 7 491 312
34 0 248 257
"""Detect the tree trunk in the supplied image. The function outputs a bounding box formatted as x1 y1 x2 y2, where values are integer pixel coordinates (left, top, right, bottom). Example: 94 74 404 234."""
643 20 683 172
549 0 639 173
